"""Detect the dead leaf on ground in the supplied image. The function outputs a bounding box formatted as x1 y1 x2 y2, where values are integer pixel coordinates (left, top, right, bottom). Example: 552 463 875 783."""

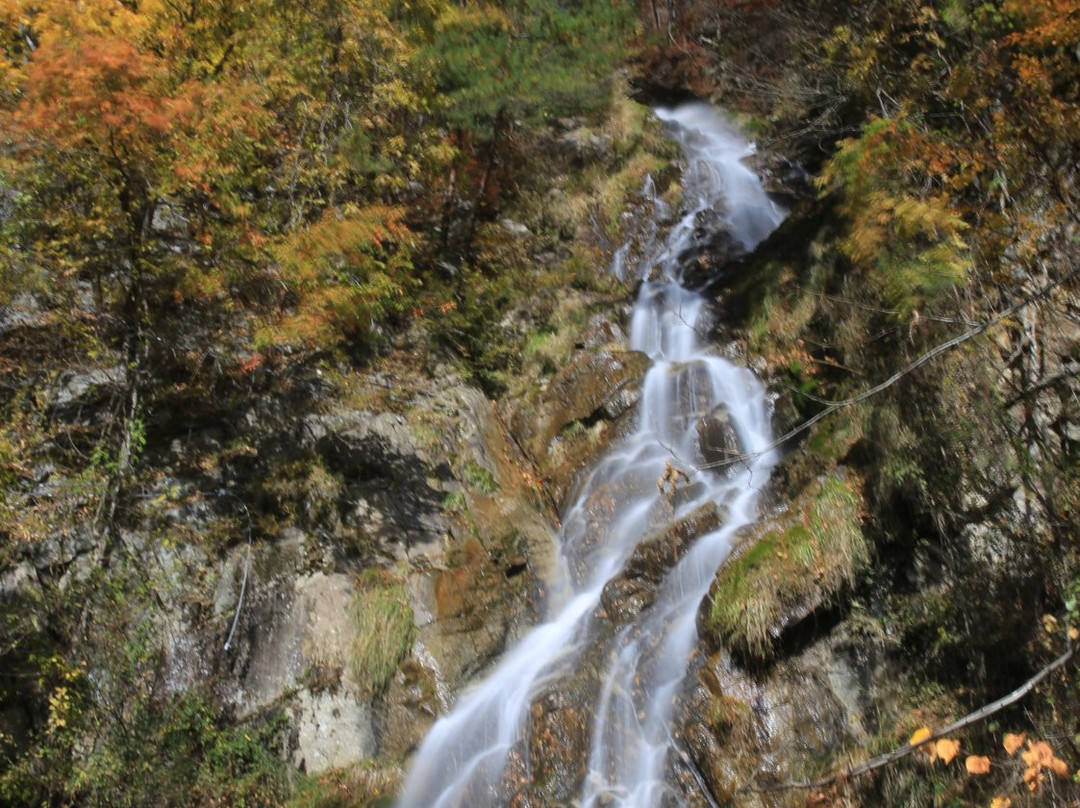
935 738 961 764
1003 732 1026 755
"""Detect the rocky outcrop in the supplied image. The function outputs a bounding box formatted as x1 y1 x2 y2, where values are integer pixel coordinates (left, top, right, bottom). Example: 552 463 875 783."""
676 621 896 806
601 502 724 624
510 347 650 504
0 356 564 781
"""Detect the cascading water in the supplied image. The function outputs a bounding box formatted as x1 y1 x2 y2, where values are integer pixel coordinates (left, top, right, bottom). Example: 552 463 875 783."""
397 102 786 808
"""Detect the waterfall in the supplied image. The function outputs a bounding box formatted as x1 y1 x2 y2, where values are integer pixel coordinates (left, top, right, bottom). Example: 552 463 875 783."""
397 102 786 808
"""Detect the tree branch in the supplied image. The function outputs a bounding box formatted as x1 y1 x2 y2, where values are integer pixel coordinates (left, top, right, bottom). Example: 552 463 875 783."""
699 263 1080 472
741 641 1077 794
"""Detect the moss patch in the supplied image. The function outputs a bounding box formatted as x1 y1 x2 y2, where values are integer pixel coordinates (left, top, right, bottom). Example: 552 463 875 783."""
706 471 868 662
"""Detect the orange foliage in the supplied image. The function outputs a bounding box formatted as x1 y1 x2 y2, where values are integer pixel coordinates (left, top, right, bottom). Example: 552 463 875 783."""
1018 739 1072 791
1003 732 1026 755
19 36 185 147
911 728 963 765
934 738 961 765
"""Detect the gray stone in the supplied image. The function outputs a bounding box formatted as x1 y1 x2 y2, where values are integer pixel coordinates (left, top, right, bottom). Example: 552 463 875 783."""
52 366 128 408
500 218 531 238
0 562 39 601
292 690 376 774
0 293 46 334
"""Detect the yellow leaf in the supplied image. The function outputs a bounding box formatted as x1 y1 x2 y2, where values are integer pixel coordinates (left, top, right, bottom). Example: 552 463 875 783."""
936 738 961 764
966 755 991 775
990 798 1012 808
910 726 933 748
1069 626 1079 641
1049 756 1070 778
1003 732 1026 755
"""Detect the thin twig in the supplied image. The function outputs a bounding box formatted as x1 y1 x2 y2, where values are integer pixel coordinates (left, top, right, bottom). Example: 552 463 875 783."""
219 489 253 652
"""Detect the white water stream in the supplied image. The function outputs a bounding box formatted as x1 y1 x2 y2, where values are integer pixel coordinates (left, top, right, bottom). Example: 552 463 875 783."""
397 103 786 808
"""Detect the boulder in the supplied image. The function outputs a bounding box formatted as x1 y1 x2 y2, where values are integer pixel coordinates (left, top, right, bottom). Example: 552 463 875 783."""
510 348 650 502
601 503 724 624
702 471 867 665
696 403 743 468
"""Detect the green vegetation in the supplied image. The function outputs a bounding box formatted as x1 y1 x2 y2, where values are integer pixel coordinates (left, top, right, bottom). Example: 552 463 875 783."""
420 0 633 138
350 571 416 696
288 761 401 808
706 473 867 661
461 461 500 495
0 563 291 808
817 119 970 319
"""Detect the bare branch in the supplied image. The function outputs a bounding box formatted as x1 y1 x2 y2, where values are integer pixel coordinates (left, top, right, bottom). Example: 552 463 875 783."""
699 263 1080 473
742 641 1077 794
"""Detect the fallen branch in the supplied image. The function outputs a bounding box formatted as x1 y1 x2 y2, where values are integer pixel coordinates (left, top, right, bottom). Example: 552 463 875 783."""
741 641 1077 794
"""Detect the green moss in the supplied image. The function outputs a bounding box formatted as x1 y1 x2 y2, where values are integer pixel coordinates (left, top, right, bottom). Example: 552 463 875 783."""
441 489 467 513
706 472 868 660
462 461 499 494
350 571 416 696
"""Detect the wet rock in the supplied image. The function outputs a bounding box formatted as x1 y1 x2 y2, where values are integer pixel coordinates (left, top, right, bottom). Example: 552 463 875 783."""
522 690 591 803
579 313 627 350
458 387 560 588
696 403 743 468
678 216 744 290
678 622 892 806
747 150 815 204
601 503 724 624
379 658 441 761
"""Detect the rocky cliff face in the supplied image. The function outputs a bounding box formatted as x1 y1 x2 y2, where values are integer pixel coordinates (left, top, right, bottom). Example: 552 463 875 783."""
0 92 684 806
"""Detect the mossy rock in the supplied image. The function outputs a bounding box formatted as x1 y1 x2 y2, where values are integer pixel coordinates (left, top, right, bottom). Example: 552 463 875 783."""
704 470 867 664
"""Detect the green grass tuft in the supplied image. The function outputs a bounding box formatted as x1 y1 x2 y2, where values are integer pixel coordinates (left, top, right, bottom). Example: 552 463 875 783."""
350 571 416 696
706 472 868 660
